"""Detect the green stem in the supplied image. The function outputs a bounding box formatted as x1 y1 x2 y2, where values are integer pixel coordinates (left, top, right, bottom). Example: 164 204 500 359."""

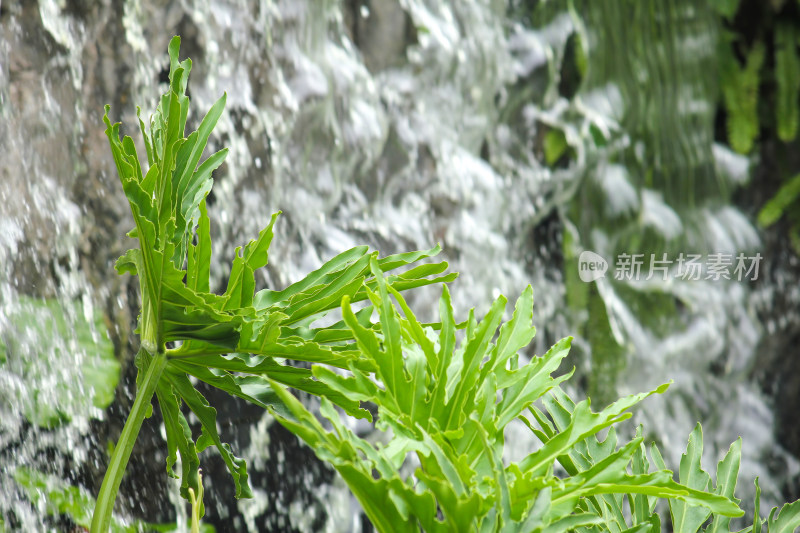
90 348 167 533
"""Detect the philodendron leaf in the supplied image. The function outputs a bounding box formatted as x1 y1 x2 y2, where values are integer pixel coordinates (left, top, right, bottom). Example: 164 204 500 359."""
519 383 670 477
554 465 741 520
103 36 769 533
366 255 409 411
186 198 211 293
253 246 370 309
266 381 428 533
223 211 279 310
262 259 747 532
767 499 800 533
494 336 573 429
166 370 252 499
439 294 506 432
170 356 366 419
753 477 764 533
171 92 227 266
155 379 201 505
541 512 604 533
483 285 536 380
531 379 743 530
630 430 654 524
102 35 462 520
706 437 742 533
671 424 713 533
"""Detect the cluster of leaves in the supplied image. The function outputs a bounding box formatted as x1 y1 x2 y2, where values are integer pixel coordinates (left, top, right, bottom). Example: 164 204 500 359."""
97 34 800 533
714 0 800 153
267 259 800 532
95 35 453 529
712 0 800 251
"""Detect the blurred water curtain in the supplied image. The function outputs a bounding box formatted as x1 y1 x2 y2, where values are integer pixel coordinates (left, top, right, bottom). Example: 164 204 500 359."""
0 0 797 530
536 0 781 508
564 0 745 397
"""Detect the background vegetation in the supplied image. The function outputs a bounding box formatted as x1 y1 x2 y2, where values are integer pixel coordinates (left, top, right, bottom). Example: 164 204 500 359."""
1 0 800 531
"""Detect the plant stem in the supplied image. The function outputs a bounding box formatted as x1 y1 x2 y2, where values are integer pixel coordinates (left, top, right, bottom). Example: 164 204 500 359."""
90 348 167 533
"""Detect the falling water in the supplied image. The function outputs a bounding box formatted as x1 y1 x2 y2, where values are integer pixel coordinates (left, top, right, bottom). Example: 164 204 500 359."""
1 0 798 530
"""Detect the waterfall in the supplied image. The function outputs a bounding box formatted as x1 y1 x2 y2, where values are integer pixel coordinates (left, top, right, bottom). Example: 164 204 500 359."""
1 0 797 530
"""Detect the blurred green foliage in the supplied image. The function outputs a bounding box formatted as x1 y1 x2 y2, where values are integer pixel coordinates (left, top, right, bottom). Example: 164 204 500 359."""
711 0 800 251
0 297 119 428
713 0 800 152
12 467 215 532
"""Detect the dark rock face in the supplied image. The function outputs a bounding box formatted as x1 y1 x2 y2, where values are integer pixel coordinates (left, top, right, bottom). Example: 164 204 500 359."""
751 246 800 504
747 140 800 504
770 328 800 502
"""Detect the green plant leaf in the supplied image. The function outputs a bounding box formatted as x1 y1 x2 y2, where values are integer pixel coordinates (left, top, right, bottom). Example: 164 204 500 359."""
721 41 765 154
171 92 227 264
542 512 604 533
519 384 670 476
709 0 741 18
170 356 367 419
165 370 251 498
95 34 770 533
440 293 506 431
706 438 742 533
253 246 370 309
775 23 800 142
671 424 713 533
262 259 746 533
484 285 537 379
766 499 800 533
630 431 654 523
758 172 800 227
494 336 572 429
753 477 764 533
187 198 212 293
155 379 201 505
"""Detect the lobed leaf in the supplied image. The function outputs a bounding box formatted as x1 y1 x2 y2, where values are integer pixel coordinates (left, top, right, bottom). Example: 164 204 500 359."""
706 438 742 533
671 424 713 533
767 499 800 533
166 370 252 499
519 384 670 477
155 380 201 506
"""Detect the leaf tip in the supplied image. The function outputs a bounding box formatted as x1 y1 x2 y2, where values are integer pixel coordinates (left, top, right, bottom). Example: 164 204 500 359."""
655 381 672 394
